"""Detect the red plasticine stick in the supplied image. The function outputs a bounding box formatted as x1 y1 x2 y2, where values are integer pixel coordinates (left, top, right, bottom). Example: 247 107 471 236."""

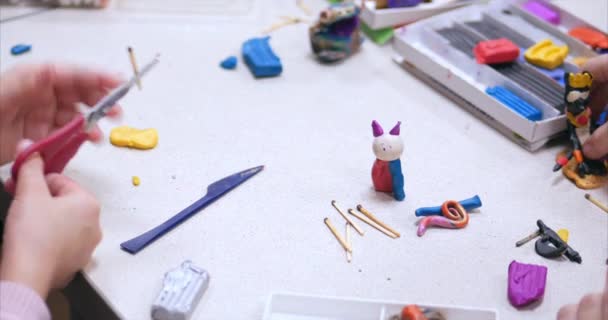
417 200 469 236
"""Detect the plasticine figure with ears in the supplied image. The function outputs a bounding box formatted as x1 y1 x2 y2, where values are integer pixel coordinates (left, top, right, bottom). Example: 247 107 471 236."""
371 120 405 201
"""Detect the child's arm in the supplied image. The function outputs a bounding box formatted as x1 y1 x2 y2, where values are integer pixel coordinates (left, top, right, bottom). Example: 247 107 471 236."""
582 55 608 159
0 282 51 320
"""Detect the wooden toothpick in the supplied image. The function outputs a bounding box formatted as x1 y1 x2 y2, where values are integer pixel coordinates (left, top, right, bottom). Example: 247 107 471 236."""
127 47 141 89
345 223 352 263
356 205 401 238
348 209 397 239
585 193 608 214
262 16 306 34
296 0 312 15
331 200 364 236
324 218 352 253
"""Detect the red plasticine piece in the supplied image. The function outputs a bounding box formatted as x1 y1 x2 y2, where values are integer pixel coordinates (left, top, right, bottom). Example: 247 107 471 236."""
473 38 520 65
569 26 608 49
508 260 548 308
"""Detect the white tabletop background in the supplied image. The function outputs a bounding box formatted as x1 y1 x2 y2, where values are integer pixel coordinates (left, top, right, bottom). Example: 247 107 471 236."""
0 0 607 319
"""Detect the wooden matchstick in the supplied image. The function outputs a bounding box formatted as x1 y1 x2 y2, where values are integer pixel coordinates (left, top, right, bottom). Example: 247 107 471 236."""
356 205 401 238
347 209 397 239
324 218 352 253
585 193 608 214
127 47 141 89
345 223 352 263
296 0 312 15
331 200 364 236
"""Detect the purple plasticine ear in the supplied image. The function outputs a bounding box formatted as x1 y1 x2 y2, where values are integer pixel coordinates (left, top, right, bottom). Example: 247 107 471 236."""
389 121 401 136
372 120 384 137
508 260 548 308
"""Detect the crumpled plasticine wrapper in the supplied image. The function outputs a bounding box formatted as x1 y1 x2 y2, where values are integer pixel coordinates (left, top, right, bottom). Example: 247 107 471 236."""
508 260 548 308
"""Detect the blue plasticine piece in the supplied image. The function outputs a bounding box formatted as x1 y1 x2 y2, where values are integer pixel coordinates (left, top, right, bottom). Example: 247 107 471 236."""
11 44 31 55
220 56 237 70
486 86 542 121
517 49 565 86
415 195 482 217
242 37 282 78
389 159 405 201
597 111 608 127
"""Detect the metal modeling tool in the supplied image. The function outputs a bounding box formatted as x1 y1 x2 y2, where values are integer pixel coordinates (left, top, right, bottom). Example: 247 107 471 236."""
7 56 160 193
331 200 364 236
357 205 401 238
348 208 397 239
120 165 264 254
127 47 142 89
585 193 608 213
324 217 352 253
515 220 582 263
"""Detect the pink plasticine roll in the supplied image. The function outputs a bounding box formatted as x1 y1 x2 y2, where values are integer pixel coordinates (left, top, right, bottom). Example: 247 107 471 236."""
508 260 548 308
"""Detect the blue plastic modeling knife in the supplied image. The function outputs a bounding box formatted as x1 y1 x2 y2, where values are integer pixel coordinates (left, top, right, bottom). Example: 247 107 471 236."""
120 165 264 254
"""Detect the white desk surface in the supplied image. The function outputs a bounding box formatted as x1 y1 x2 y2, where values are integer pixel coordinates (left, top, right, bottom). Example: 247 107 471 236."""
0 1 607 319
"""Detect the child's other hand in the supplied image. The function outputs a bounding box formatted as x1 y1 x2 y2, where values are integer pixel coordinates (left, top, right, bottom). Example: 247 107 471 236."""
557 271 608 320
0 63 123 166
582 55 608 159
0 153 102 298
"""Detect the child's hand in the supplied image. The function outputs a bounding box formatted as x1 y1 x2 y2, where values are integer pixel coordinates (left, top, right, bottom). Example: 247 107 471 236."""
0 63 123 166
557 271 608 320
0 152 102 298
582 55 608 159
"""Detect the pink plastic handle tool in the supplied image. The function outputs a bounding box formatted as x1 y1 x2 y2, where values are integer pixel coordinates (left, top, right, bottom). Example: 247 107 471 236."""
6 55 160 194
6 115 88 193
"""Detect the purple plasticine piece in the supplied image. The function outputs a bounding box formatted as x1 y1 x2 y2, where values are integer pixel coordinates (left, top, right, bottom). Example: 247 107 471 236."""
387 0 422 8
328 15 359 37
523 1 560 25
508 260 548 308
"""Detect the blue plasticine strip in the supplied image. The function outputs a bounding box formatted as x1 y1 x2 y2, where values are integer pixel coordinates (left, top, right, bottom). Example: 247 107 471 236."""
415 195 482 217
486 86 542 121
242 37 282 78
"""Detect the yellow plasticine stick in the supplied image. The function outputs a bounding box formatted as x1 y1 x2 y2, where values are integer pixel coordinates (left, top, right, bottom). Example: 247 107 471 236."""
110 126 158 150
524 39 569 70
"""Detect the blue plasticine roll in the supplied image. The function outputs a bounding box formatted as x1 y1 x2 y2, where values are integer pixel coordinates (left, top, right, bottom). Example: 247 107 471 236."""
415 195 482 217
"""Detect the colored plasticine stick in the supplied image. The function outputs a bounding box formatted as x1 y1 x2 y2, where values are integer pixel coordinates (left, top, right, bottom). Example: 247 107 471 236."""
415 195 482 217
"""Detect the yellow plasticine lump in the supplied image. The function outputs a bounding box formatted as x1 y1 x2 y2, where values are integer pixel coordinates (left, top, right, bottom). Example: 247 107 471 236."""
557 229 569 243
110 126 158 150
524 39 569 70
132 176 140 186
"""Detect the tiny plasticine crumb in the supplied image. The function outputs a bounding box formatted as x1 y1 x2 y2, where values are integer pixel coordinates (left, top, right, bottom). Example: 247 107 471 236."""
132 176 141 186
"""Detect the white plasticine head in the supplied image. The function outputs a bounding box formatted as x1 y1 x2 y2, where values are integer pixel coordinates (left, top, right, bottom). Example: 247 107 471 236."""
373 134 403 161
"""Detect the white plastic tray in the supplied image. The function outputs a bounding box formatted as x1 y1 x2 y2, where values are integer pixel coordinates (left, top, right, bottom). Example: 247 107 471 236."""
360 0 474 30
392 0 600 150
263 293 498 320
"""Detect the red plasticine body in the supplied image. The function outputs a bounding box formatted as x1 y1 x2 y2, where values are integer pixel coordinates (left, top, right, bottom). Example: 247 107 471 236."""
473 38 520 65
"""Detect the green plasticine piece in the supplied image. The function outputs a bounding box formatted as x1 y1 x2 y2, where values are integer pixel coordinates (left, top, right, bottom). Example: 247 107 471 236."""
361 22 394 45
